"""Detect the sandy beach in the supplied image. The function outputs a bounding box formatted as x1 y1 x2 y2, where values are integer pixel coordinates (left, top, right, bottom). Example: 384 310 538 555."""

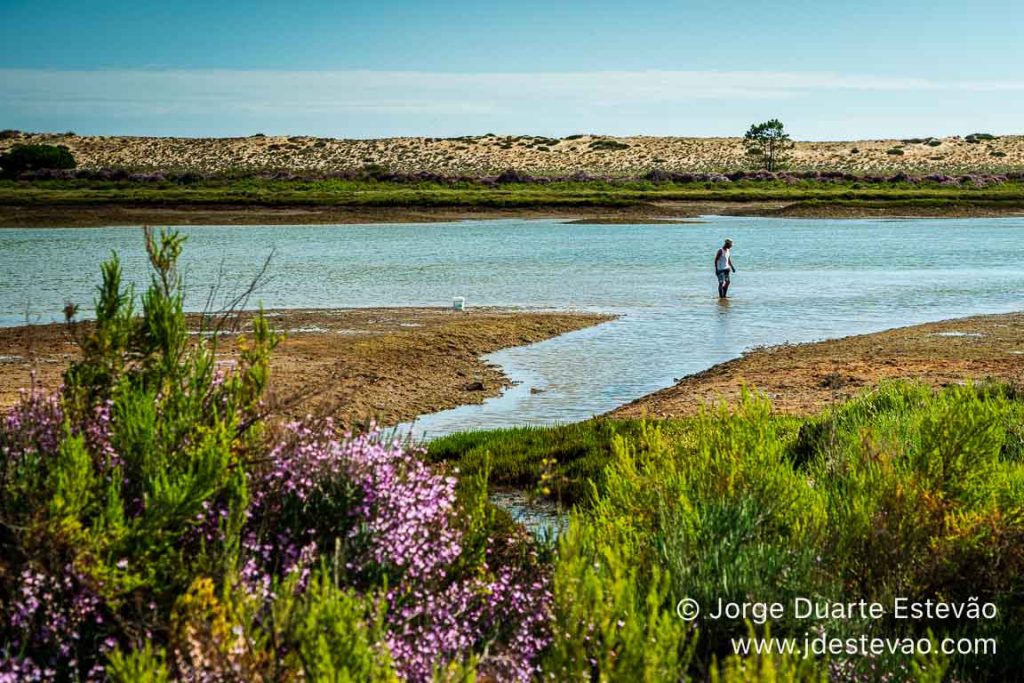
4 132 1024 227
0 307 612 427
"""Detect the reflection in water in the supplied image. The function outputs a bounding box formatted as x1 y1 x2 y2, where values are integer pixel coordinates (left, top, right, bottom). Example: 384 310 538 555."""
714 296 732 349
490 491 567 539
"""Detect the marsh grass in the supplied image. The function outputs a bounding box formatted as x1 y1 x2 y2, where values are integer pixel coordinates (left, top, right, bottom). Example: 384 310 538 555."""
428 419 726 505
3 177 1024 212
438 383 1024 680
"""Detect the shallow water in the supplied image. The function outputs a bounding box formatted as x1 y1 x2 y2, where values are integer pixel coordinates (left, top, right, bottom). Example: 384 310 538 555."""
490 491 567 539
3 217 1023 436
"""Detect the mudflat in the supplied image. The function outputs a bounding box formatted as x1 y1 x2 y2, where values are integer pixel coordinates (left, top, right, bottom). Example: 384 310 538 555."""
0 307 613 427
612 312 1024 418
0 200 787 228
9 198 1022 228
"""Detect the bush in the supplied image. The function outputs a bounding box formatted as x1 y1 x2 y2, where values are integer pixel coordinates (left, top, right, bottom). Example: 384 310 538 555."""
887 148 905 156
542 515 693 680
539 384 1024 680
0 144 76 179
0 229 550 681
588 139 631 151
495 169 534 184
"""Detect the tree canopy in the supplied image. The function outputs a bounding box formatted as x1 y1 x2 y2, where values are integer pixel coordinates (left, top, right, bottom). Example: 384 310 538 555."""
743 119 794 171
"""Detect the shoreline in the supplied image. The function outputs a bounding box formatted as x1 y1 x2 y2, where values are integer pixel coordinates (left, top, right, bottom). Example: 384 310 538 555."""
612 311 1024 419
8 306 1021 429
4 199 1024 227
0 202 723 228
0 307 614 428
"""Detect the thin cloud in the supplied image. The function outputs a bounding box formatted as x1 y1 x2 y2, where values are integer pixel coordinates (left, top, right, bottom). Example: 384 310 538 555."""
4 68 1024 113
2 68 1021 138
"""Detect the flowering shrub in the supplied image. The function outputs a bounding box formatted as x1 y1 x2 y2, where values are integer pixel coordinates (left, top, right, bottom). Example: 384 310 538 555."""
0 229 550 682
246 421 551 681
13 164 1024 188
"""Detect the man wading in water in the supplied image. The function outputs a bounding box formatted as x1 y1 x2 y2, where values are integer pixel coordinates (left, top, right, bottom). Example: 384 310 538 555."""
714 239 736 298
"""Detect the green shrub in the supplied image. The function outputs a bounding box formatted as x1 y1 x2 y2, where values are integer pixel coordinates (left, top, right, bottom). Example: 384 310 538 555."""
543 383 1024 680
542 509 694 680
0 229 276 677
710 625 831 682
107 643 173 682
589 139 631 151
0 143 76 178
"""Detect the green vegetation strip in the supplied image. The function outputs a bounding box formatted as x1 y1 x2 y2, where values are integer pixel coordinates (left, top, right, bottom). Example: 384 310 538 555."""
432 382 1024 680
2 178 1024 209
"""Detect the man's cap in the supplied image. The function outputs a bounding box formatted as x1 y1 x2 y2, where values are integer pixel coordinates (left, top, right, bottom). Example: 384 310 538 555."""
724 238 733 246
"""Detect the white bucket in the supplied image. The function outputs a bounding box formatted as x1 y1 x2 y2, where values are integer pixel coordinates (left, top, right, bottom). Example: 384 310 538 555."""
453 296 466 311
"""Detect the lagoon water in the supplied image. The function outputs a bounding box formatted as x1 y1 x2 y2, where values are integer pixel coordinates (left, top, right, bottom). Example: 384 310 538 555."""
3 217 1023 437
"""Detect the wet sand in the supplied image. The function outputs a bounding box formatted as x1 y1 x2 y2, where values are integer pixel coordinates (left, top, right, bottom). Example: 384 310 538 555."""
612 312 1024 418
4 199 1023 228
0 201 785 228
5 308 1022 428
0 308 613 428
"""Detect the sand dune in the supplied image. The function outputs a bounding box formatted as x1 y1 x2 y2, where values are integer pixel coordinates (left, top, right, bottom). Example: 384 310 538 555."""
3 131 1022 176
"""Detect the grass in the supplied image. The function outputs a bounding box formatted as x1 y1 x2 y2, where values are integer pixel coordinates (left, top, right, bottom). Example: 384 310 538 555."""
430 382 1024 679
427 419 698 504
3 177 1024 213
529 382 1024 680
428 415 804 506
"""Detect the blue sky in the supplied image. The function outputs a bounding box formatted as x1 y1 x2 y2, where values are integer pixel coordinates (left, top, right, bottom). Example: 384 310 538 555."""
1 0 1022 139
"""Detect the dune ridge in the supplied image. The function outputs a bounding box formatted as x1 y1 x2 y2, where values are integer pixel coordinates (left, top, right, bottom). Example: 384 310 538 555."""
3 131 1022 176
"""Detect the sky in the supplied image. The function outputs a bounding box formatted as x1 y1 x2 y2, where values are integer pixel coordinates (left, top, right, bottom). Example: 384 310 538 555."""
1 0 1022 139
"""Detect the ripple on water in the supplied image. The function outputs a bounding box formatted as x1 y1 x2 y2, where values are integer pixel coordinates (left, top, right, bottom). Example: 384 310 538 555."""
3 217 1024 439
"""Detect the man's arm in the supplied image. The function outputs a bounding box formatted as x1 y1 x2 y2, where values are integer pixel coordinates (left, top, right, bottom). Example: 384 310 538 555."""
714 248 722 269
729 254 736 272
